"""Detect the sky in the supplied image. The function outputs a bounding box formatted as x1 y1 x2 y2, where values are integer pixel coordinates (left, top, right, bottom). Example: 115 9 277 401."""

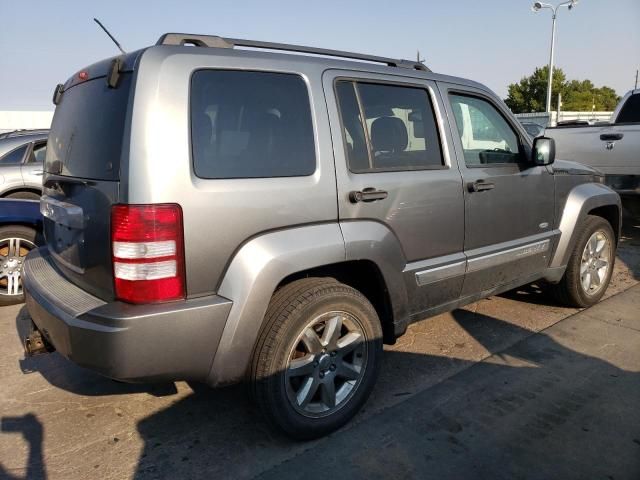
0 0 638 111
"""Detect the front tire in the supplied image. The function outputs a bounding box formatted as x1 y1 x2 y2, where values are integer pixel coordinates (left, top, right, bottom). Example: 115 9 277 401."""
250 278 383 440
551 215 616 308
0 225 38 306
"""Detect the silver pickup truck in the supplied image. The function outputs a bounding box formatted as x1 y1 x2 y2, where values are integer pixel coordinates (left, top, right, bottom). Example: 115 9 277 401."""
545 90 640 204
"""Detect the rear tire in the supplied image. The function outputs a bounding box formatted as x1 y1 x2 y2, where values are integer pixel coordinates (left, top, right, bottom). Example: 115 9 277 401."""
550 215 615 308
6 191 40 201
250 278 383 440
0 225 38 306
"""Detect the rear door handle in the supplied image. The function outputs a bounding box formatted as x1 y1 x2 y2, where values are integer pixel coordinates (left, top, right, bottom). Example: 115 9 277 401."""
349 187 388 203
467 180 495 193
600 133 623 141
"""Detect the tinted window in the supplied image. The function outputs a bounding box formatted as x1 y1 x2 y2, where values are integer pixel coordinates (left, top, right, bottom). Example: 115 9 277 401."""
0 144 28 165
336 80 443 172
191 70 315 179
46 74 132 180
449 94 520 166
616 93 640 124
27 142 47 164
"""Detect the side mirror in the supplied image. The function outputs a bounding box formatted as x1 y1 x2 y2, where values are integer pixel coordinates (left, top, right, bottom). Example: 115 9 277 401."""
532 136 555 166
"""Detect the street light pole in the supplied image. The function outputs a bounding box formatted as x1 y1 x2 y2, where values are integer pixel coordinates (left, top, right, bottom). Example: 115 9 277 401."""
532 1 579 115
546 12 557 114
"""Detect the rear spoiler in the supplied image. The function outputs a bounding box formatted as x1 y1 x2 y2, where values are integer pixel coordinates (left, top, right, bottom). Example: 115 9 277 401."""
52 48 144 105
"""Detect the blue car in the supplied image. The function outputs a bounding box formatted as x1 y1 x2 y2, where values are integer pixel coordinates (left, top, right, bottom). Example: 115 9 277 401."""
0 199 42 305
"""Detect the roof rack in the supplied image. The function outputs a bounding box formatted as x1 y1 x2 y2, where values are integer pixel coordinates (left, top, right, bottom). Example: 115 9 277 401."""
156 33 430 72
0 128 49 140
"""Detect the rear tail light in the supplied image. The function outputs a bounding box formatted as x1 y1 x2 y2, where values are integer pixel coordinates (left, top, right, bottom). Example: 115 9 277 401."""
111 204 185 304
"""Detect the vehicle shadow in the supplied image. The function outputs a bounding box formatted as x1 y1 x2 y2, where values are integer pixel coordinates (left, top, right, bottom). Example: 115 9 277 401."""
128 308 640 479
250 308 640 480
14 306 178 397
6 299 639 479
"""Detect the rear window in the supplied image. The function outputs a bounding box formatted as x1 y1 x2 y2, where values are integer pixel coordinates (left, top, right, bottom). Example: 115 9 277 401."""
46 74 133 180
616 93 640 124
190 70 316 179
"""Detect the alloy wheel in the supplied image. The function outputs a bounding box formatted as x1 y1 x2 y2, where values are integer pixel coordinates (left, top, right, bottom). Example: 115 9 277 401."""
285 311 367 417
579 230 611 296
0 237 35 298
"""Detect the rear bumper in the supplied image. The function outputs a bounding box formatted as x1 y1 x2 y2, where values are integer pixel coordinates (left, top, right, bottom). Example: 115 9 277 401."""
23 248 232 383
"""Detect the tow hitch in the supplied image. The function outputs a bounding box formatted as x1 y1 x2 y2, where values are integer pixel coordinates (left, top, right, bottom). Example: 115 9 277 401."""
24 328 54 356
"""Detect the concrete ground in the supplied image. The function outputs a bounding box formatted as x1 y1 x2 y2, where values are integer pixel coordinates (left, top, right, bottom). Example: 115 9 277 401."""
0 214 638 480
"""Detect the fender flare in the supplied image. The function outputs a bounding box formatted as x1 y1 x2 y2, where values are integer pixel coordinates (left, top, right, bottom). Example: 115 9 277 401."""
206 221 410 386
340 220 410 333
207 223 346 386
549 183 621 269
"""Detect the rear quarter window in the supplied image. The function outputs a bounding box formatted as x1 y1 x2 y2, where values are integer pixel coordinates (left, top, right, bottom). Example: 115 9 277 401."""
0 144 28 165
616 93 640 124
190 70 316 179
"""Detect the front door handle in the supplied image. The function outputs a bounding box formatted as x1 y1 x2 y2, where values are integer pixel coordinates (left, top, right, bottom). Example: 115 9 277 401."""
349 187 388 203
600 133 623 141
467 180 495 193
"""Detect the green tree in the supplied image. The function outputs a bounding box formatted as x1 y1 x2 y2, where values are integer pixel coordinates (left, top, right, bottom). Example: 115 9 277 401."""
505 66 565 113
505 66 620 113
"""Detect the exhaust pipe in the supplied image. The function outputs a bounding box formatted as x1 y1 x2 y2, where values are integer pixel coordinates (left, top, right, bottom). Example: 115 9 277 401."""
24 328 54 356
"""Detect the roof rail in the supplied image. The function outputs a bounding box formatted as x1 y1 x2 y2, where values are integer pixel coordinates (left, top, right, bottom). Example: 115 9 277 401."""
0 129 49 140
156 33 430 72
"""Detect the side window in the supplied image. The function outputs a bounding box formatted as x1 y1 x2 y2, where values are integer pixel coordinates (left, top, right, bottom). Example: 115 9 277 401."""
449 94 521 166
190 70 316 179
616 93 640 124
27 143 47 164
0 144 28 165
335 80 444 173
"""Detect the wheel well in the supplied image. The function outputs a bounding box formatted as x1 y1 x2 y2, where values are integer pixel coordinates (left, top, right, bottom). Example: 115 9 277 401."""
1 187 42 198
277 261 395 343
588 205 620 244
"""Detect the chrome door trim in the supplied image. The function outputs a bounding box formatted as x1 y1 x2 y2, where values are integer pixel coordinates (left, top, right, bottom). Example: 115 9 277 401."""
415 260 466 286
407 234 556 287
466 239 550 273
405 252 467 286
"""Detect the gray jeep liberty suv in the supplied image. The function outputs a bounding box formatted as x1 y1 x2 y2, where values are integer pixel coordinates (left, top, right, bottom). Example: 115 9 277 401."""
23 33 621 439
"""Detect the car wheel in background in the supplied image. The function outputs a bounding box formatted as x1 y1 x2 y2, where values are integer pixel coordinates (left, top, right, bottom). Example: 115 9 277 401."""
5 191 41 201
0 225 38 306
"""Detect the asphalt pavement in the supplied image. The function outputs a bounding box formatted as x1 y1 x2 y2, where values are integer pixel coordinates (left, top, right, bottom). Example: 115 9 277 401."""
0 216 638 479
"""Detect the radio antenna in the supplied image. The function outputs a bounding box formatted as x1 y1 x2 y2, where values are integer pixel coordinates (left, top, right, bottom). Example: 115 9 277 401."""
93 18 126 54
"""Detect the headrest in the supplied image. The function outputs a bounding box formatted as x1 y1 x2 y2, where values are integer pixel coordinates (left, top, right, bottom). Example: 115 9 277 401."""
193 112 213 145
371 117 408 153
